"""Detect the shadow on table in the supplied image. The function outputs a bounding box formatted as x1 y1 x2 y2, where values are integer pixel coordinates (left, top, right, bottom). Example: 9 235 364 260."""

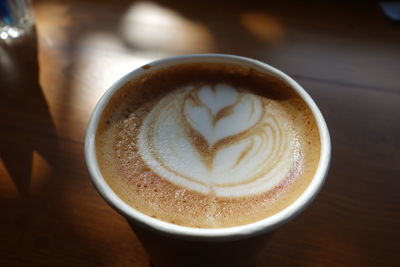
0 28 107 266
0 27 57 197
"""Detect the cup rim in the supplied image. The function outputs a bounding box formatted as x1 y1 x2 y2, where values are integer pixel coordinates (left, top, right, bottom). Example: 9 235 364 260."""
85 53 331 241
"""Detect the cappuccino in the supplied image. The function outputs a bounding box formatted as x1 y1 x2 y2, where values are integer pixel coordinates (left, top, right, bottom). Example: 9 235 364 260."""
96 62 320 228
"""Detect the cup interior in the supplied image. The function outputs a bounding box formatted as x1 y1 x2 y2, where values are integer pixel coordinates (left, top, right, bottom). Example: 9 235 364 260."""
84 54 331 241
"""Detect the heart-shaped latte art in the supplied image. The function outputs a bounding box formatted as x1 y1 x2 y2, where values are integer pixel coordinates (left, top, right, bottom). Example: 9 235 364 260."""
183 84 262 145
138 84 299 197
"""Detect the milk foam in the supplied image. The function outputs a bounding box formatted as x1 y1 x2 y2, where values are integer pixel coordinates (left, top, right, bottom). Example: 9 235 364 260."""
138 84 302 197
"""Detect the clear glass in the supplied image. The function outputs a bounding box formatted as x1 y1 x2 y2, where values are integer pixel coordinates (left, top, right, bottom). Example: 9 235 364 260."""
0 0 34 40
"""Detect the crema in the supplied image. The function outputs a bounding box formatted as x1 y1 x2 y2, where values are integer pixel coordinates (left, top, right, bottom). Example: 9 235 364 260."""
96 62 320 228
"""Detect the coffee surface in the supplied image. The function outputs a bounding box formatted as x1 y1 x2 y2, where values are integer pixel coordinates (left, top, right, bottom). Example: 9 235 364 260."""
96 62 320 228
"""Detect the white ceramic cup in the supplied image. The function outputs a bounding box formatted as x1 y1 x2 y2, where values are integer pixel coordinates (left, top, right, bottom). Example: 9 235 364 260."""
85 54 331 266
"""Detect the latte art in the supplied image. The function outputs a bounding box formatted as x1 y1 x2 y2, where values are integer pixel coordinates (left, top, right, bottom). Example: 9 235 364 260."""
96 62 321 228
138 84 302 197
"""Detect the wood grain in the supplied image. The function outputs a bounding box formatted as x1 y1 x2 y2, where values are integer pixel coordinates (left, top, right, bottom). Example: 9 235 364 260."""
1 0 399 266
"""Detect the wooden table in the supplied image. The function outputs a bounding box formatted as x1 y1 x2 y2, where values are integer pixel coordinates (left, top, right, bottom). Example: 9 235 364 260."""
1 0 399 266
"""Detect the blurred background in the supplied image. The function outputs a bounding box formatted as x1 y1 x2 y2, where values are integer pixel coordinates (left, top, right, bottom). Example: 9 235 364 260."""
0 0 399 266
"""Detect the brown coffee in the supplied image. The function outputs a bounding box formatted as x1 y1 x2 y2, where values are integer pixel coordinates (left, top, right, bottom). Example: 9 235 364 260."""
96 62 320 228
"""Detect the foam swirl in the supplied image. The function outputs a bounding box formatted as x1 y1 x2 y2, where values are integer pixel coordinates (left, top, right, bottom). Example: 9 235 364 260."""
138 84 302 197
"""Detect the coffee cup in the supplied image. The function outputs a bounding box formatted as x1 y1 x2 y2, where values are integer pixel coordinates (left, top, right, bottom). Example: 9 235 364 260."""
85 54 330 267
